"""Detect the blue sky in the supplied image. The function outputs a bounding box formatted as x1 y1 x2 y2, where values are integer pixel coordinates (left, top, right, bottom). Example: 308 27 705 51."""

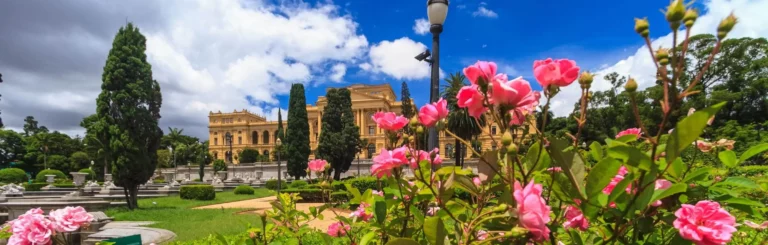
1 0 763 138
272 0 705 109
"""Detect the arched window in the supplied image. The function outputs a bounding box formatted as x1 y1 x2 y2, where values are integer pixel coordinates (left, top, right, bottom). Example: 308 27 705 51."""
445 144 453 159
213 151 218 159
238 136 242 145
263 150 270 160
262 131 270 144
252 131 258 144
366 144 376 159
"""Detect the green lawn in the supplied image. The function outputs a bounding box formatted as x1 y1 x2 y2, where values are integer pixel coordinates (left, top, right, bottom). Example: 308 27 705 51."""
105 189 273 241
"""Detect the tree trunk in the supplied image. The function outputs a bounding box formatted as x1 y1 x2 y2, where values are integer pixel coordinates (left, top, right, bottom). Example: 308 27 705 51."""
129 186 139 209
333 168 341 180
123 187 133 210
453 139 461 167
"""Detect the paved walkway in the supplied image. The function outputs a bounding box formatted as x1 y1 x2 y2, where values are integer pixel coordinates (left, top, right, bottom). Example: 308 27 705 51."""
194 196 349 230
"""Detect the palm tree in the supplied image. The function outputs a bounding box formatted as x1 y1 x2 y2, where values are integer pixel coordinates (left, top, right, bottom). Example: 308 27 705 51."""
165 127 185 148
441 72 485 167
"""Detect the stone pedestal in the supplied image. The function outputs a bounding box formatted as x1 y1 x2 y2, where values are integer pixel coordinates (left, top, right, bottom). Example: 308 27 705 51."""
42 174 56 190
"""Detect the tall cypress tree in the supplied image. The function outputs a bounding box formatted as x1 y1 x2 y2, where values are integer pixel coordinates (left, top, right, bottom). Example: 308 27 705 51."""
285 84 310 179
96 23 163 209
316 89 360 180
276 108 285 141
401 81 415 119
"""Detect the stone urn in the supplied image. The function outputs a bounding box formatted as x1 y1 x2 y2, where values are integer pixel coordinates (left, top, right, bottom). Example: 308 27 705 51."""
163 172 176 183
104 174 112 182
70 172 88 187
45 174 56 184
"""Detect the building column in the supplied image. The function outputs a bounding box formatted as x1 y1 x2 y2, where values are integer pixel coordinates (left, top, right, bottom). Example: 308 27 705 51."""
318 112 322 136
359 109 364 136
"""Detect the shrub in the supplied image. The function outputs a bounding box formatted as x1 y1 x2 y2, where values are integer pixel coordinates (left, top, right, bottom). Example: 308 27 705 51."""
180 185 215 200
53 183 75 188
0 168 28 183
265 179 287 190
282 189 323 202
289 180 309 189
35 169 67 182
234 185 255 195
213 160 227 174
330 191 349 202
23 182 48 191
78 168 96 180
332 177 379 193
730 165 768 177
154 179 167 184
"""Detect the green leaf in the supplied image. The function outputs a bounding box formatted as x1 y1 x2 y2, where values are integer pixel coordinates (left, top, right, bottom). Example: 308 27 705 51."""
667 158 685 179
385 238 420 245
715 177 759 189
453 175 479 197
666 102 726 163
477 151 499 182
721 197 765 207
718 151 738 168
615 134 640 143
568 230 585 245
374 200 387 224
215 233 229 245
360 231 377 245
549 138 586 199
589 142 604 162
424 216 446 245
609 173 634 204
739 143 768 163
683 167 712 182
651 183 687 203
524 142 550 172
607 145 652 171
585 157 621 213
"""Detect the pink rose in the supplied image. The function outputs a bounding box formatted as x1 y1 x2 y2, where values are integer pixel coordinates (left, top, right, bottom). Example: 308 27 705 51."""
371 112 408 131
307 159 328 173
546 167 562 172
562 205 589 231
427 206 441 216
603 166 630 195
696 141 713 153
456 85 488 119
408 148 442 169
472 177 482 187
372 190 384 197
716 139 735 150
490 76 539 108
350 203 372 222
533 58 580 88
673 201 736 245
463 61 498 85
418 98 449 128
327 222 350 237
49 206 93 232
652 179 673 207
371 147 408 178
10 208 54 245
615 128 642 139
513 180 551 242
476 230 489 240
744 220 768 230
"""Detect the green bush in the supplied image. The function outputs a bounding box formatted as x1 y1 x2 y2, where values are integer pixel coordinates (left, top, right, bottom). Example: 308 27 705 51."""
282 188 323 202
213 160 227 174
53 183 75 188
289 180 309 189
23 182 48 191
330 191 349 202
0 168 28 183
154 179 167 184
265 179 287 190
730 165 768 177
35 169 67 182
332 177 379 193
78 168 96 180
180 185 216 200
234 185 255 195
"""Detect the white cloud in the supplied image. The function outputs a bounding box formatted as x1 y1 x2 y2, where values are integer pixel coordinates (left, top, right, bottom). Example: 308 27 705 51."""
330 63 347 82
413 18 430 35
0 0 368 138
473 6 498 18
546 0 768 117
366 37 434 80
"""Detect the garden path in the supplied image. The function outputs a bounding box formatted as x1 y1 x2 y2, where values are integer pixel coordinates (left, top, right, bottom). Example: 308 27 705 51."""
194 196 350 230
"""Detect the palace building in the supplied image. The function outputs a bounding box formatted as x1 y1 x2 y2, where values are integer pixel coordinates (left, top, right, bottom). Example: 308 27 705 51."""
208 83 510 163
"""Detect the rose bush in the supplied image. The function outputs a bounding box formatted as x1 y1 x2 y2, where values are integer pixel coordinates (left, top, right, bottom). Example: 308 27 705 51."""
4 206 94 245
190 2 768 244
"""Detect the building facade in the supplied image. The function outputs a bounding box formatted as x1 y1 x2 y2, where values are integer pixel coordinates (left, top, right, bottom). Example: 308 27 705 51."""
208 83 514 164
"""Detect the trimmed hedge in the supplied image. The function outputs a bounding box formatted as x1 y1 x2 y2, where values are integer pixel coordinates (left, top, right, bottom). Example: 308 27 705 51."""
730 166 768 177
0 168 27 183
35 169 67 182
331 177 379 193
282 189 324 202
23 182 48 191
54 183 75 188
79 168 96 180
180 185 216 200
330 191 349 202
234 185 255 195
289 180 309 189
265 179 287 190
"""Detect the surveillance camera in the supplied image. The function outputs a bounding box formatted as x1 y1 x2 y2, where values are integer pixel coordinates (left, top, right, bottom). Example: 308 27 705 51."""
414 49 431 61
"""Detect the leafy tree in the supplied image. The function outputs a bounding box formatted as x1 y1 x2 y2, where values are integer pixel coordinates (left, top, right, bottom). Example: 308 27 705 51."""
162 127 199 149
23 116 48 137
47 155 69 172
96 23 163 209
81 114 109 180
239 148 260 163
401 81 415 120
285 84 310 179
69 151 91 172
156 149 171 168
440 72 485 166
0 129 25 168
316 89 360 180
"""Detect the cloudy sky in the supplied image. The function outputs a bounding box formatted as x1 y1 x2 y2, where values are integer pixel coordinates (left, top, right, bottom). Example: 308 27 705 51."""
1 0 766 140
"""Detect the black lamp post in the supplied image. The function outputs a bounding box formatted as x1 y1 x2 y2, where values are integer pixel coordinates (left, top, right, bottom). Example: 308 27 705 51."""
276 138 282 194
426 0 448 152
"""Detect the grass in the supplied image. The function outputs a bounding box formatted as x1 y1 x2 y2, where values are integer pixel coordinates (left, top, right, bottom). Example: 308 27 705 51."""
105 188 273 241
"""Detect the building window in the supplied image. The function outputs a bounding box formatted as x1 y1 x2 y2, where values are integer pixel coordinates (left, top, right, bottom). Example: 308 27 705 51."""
368 126 375 135
263 150 270 160
238 137 242 145
252 131 258 144
491 126 497 135
238 131 241 134
367 144 376 159
213 152 218 159
445 144 453 159
214 138 218 145
262 131 270 144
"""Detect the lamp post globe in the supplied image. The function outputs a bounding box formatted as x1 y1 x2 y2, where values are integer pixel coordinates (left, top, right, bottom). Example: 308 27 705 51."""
276 138 282 194
427 0 449 25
